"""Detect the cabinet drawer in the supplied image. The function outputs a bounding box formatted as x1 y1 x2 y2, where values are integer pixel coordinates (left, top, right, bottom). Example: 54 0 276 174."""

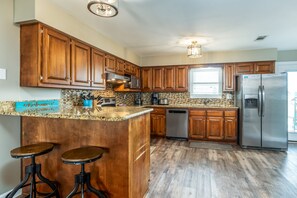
224 110 237 117
152 108 165 114
189 110 206 116
207 110 224 117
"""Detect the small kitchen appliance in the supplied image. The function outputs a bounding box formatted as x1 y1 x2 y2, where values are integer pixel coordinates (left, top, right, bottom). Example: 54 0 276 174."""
134 93 143 106
151 93 159 105
158 98 169 105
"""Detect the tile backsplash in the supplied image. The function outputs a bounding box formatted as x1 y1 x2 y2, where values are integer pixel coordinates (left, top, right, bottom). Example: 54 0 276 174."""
61 85 234 107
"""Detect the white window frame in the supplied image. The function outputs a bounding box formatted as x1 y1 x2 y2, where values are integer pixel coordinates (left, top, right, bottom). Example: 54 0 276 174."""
189 67 223 98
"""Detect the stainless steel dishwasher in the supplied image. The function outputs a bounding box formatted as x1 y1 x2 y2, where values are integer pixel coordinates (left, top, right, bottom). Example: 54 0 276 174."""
166 109 188 139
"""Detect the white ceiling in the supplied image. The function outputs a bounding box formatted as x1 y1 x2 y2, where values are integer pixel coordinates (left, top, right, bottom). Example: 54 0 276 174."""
49 0 297 57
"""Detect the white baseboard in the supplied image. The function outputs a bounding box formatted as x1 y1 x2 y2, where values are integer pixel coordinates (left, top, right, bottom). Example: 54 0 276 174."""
0 189 21 198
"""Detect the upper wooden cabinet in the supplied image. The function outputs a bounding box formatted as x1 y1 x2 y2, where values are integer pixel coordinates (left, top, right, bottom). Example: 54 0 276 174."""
71 39 91 87
141 67 153 92
116 59 125 75
141 65 188 92
235 61 275 75
235 62 254 75
223 64 235 91
163 67 175 91
91 49 105 88
254 61 275 74
152 67 164 91
41 25 71 85
20 23 105 90
105 55 116 73
175 66 188 91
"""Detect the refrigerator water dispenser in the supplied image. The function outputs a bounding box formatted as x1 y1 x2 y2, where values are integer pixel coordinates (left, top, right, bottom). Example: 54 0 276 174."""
244 95 258 109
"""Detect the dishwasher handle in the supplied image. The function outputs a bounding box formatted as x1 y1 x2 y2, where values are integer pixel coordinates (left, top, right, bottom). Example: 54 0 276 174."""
168 110 187 114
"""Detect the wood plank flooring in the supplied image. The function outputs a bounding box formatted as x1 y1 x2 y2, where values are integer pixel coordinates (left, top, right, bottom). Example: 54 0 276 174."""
145 138 297 198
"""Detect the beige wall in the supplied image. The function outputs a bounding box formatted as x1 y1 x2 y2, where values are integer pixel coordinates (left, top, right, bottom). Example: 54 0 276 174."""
14 0 141 66
277 50 297 62
0 0 60 193
141 48 278 66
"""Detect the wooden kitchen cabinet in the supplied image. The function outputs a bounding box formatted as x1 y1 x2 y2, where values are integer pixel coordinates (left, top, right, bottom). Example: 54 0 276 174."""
91 49 106 88
224 110 238 141
175 66 188 92
207 116 224 140
152 67 164 91
105 54 116 73
116 59 125 75
223 64 235 91
235 62 254 75
150 108 166 136
189 109 238 142
20 22 106 90
41 25 71 85
235 61 275 75
163 67 175 91
71 39 91 87
254 61 275 74
141 67 153 92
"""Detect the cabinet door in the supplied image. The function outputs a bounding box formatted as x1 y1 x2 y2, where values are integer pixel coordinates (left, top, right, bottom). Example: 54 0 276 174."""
71 40 91 86
141 67 152 91
254 61 275 74
223 64 235 91
207 117 224 140
175 66 188 91
151 114 166 136
235 63 254 75
42 27 71 85
224 117 238 141
105 55 116 72
116 59 125 75
91 49 105 88
189 116 206 139
152 67 164 91
124 63 131 74
164 67 175 91
130 64 137 76
135 67 140 78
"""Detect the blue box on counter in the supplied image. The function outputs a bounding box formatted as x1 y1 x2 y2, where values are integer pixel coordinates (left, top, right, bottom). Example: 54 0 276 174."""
15 100 60 113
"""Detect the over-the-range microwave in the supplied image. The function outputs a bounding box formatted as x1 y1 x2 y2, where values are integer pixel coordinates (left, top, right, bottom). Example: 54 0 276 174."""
124 75 141 89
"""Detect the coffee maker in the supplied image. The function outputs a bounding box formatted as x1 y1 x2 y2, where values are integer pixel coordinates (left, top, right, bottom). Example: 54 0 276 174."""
151 92 159 105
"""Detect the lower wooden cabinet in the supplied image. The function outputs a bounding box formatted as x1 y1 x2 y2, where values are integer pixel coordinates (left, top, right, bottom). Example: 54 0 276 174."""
206 116 224 140
189 109 238 142
150 108 166 136
189 116 206 139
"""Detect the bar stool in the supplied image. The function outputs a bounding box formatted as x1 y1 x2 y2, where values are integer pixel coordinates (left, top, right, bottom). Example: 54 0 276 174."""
6 142 59 198
61 146 108 198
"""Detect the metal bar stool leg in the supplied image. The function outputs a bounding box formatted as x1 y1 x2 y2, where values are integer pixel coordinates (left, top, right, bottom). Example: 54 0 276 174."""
6 172 31 198
85 173 107 198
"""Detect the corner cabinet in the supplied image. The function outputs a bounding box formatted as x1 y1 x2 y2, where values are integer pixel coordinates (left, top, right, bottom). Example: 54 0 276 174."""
189 109 238 143
20 23 105 90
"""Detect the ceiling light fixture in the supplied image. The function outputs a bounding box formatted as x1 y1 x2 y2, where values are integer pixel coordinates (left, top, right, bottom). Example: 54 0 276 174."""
87 0 119 18
187 41 202 58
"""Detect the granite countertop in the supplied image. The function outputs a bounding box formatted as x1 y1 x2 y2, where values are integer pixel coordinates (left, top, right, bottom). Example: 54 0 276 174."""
0 104 153 121
143 104 239 109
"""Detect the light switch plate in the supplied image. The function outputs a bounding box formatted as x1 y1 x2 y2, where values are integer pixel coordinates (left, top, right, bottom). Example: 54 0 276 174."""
0 68 7 80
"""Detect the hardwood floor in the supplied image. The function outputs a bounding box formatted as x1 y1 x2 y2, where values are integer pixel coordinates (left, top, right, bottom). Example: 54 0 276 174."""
146 138 297 198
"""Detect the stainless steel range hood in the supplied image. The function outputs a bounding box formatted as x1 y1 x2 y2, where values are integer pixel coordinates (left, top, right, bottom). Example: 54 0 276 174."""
106 73 130 84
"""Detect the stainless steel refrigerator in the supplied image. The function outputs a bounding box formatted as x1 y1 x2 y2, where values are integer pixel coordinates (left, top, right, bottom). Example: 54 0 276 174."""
236 74 288 150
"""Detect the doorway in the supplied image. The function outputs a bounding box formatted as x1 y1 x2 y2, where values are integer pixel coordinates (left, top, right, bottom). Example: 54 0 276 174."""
288 72 297 141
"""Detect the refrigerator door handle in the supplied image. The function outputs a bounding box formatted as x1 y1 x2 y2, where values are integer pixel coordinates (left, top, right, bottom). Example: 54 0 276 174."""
262 85 265 117
258 85 262 117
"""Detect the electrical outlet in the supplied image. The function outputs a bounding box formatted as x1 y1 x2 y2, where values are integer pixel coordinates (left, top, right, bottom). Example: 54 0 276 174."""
0 68 7 80
226 93 232 100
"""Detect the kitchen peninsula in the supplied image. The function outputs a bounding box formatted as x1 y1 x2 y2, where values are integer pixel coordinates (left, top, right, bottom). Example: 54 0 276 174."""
0 104 152 198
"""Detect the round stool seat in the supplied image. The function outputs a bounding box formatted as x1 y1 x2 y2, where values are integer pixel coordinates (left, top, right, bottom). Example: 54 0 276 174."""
62 146 105 164
10 142 54 158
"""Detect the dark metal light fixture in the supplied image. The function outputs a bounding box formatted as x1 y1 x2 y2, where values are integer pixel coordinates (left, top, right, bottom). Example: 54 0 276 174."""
187 41 202 58
87 0 119 18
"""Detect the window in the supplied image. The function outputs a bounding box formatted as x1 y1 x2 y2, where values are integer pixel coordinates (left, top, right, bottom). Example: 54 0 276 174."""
189 67 222 98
